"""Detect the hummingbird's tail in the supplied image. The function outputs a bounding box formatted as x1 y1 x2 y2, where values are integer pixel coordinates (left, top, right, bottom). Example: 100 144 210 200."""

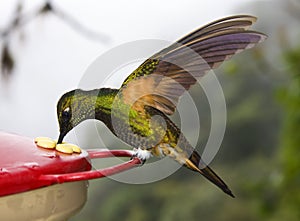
186 151 235 198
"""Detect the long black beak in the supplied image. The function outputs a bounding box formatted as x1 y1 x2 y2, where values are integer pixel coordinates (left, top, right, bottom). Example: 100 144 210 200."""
57 132 66 144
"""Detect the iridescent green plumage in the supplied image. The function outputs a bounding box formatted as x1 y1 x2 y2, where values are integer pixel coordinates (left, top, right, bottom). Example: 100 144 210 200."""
57 15 267 197
122 59 160 86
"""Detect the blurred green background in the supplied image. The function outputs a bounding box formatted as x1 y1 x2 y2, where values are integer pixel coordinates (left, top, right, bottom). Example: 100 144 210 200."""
1 0 300 221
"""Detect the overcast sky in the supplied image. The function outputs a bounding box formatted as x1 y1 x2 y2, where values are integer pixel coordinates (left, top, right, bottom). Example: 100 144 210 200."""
0 0 265 143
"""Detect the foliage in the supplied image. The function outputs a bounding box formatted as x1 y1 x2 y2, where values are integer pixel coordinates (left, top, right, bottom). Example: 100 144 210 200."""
273 47 300 221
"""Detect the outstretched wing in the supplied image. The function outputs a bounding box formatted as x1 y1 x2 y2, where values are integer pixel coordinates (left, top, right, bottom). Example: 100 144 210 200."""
120 15 266 115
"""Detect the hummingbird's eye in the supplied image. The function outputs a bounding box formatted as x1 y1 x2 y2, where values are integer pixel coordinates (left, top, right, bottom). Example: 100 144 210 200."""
62 107 71 119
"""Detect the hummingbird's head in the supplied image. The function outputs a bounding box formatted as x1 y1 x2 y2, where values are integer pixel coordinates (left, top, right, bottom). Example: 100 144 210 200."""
57 89 92 143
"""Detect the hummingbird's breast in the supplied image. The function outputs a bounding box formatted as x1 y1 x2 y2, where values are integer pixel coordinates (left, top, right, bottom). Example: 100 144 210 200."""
105 106 194 160
107 113 160 149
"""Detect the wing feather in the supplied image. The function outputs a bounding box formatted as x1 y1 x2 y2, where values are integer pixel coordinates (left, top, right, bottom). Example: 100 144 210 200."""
120 15 266 115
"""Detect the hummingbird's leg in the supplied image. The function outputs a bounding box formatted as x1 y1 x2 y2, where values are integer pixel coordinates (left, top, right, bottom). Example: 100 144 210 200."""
131 147 152 165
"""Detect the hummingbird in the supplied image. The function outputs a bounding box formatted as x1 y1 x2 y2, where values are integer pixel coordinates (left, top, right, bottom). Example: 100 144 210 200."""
57 15 266 197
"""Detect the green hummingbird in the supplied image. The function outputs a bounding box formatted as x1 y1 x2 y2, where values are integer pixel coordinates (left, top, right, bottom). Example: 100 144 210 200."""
57 15 266 197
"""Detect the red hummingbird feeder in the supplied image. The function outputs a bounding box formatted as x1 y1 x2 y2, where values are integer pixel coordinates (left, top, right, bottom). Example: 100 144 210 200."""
0 131 141 221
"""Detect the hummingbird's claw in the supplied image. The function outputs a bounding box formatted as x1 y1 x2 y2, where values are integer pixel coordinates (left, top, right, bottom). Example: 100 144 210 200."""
131 148 152 165
130 154 146 165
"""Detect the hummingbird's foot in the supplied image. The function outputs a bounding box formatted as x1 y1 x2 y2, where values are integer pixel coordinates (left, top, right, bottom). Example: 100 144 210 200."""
132 148 152 164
